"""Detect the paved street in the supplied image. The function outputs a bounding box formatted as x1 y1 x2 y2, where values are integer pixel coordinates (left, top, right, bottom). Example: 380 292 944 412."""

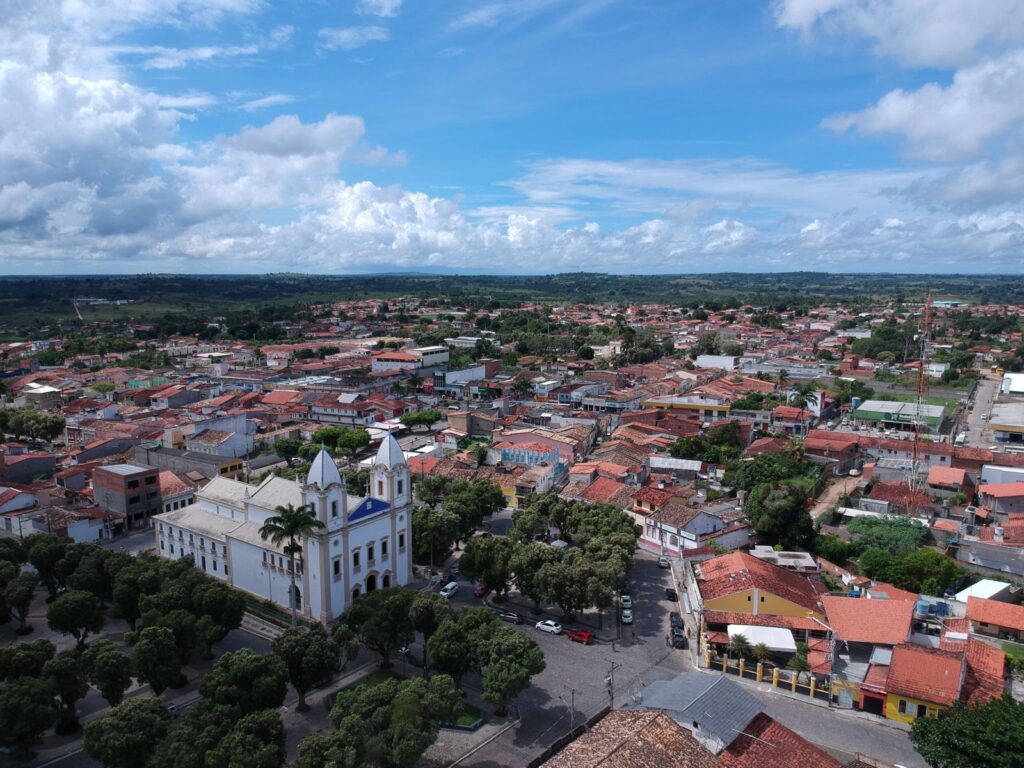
965 376 998 447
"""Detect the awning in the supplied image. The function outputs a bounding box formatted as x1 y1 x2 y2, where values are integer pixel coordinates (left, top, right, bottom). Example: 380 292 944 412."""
728 624 797 653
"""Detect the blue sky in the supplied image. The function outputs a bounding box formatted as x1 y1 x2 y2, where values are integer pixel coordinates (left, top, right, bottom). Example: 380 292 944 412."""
1 0 1023 274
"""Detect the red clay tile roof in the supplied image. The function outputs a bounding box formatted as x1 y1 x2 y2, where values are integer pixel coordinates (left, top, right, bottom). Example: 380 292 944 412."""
580 477 630 505
979 482 1024 499
868 481 933 510
719 713 840 768
542 709 719 768
822 594 913 645
967 596 1024 632
927 465 968 488
744 437 789 457
698 552 826 615
804 436 857 453
885 644 964 706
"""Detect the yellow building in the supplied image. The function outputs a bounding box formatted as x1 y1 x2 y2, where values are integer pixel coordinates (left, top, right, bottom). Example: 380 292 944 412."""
881 645 964 724
695 551 826 622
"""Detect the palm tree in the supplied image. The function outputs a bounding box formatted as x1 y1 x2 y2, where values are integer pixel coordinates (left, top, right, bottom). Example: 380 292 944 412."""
259 503 325 626
788 382 820 428
787 652 811 684
407 371 422 392
775 369 790 391
727 633 752 659
751 642 771 666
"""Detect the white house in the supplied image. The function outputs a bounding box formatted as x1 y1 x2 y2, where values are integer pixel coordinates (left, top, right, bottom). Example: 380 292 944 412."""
153 436 413 623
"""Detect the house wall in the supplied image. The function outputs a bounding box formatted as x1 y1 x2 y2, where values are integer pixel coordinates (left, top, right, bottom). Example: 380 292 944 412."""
67 517 105 543
704 588 825 620
885 693 944 724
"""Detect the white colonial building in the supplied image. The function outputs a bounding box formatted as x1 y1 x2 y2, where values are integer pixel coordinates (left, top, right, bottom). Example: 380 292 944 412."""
153 436 413 623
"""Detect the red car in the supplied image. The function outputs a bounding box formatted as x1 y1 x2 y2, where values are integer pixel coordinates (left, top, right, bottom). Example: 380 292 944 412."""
567 629 594 645
473 585 490 598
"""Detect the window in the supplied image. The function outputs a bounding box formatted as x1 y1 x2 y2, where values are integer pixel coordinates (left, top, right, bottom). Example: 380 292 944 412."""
201 556 207 570
189 534 194 544
160 540 165 550
397 479 404 496
158 523 164 533
128 495 140 504
381 539 388 558
331 500 339 519
262 552 267 564
309 501 316 516
213 560 217 572
353 550 361 569
367 543 374 562
917 704 927 718
377 480 384 496
127 480 139 489
760 596 765 603
399 532 405 550
146 476 156 485
224 563 229 576
898 700 907 714
747 595 752 602
169 543 174 554
333 559 341 578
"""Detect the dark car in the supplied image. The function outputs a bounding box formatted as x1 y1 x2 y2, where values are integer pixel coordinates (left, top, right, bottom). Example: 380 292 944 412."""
670 628 688 649
498 611 523 624
567 629 594 645
665 587 678 602
669 611 682 629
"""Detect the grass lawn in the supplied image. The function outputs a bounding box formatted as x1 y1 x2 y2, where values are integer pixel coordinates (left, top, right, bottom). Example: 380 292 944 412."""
449 700 483 727
1002 642 1024 663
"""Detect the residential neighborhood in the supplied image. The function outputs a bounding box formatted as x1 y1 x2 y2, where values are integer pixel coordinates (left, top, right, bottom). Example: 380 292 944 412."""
0 284 1023 768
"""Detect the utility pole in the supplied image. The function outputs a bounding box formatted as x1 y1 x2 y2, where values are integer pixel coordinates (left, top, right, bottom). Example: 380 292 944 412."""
605 661 620 706
567 687 577 732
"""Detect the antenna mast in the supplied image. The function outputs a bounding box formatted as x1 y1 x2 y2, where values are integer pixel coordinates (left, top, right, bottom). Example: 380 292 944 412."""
907 293 932 514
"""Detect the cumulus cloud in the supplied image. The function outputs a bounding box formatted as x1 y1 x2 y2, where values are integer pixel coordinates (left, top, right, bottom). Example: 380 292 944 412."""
823 50 1024 161
318 26 390 51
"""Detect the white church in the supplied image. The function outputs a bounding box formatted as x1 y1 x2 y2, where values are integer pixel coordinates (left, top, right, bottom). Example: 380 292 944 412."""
153 435 413 623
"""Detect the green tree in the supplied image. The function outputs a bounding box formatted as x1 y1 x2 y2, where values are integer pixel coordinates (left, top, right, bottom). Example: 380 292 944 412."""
0 638 55 680
0 675 56 759
43 649 89 733
727 633 752 659
787 652 811 683
751 642 771 665
273 438 303 462
154 608 198 665
27 534 68 597
47 589 104 649
745 483 814 549
132 626 181 695
83 696 172 768
910 696 1024 768
400 410 440 431
83 640 132 707
509 542 559 613
408 593 452 672
5 570 38 634
272 625 341 712
258 503 325 626
192 580 245 658
427 607 500 689
200 649 288 715
480 627 546 715
206 709 286 768
412 504 462 566
459 536 515 597
848 516 930 556
340 587 415 668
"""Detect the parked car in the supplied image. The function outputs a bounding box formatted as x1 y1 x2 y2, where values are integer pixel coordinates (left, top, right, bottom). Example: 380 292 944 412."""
440 582 459 599
669 611 682 629
665 587 678 602
620 595 633 609
498 611 523 624
657 555 670 569
473 585 490 599
567 629 594 645
449 561 461 577
620 609 633 625
670 628 688 649
536 619 563 635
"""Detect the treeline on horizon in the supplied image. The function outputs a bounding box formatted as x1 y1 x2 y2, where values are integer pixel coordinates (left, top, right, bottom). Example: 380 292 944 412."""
0 271 1020 335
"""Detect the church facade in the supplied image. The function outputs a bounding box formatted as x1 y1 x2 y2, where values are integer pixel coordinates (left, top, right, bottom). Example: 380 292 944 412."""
153 434 413 623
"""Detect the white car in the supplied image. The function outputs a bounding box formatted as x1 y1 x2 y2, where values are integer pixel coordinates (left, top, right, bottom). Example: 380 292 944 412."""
620 609 634 625
620 595 633 609
535 620 563 635
440 582 459 599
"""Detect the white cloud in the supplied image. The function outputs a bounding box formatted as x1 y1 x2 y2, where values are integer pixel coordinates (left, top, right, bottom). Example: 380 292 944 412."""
241 93 296 111
702 219 756 252
774 0 1024 67
356 0 404 18
159 92 218 109
318 26 390 51
823 50 1024 161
